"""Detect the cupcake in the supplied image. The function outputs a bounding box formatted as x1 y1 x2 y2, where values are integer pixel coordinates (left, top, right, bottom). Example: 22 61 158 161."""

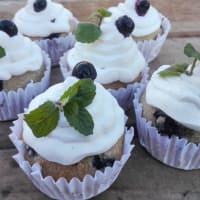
60 10 147 111
0 20 51 121
9 71 134 199
134 43 200 170
108 0 171 63
13 0 77 66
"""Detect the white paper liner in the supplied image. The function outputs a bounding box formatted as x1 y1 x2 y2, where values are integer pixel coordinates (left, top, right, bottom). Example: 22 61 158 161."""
37 33 76 67
0 51 51 121
136 14 171 63
9 114 134 200
133 83 200 170
60 52 149 111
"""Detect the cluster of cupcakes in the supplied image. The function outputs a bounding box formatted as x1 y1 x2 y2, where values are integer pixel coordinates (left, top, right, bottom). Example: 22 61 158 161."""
3 0 198 199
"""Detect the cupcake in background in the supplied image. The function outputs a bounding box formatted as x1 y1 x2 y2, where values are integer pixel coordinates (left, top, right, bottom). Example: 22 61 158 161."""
60 9 147 111
9 67 134 199
134 43 200 170
0 20 51 121
13 0 77 66
108 0 171 63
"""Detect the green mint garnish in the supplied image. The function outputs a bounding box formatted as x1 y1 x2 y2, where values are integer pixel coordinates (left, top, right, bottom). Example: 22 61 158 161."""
159 43 200 78
24 101 59 138
159 63 188 78
64 102 94 136
74 22 101 43
24 79 96 138
75 8 111 43
0 46 6 58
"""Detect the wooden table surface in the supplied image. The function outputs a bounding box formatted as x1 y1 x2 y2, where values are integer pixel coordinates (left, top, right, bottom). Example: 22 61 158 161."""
0 0 200 200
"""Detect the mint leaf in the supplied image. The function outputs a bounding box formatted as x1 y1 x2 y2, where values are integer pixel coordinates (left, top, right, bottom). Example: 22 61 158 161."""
159 63 188 78
97 8 112 18
184 43 200 60
64 101 94 136
0 46 6 58
24 101 59 138
71 79 96 107
75 22 101 43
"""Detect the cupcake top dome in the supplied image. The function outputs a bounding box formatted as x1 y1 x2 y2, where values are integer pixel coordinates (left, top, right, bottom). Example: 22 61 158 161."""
23 75 125 165
68 13 146 84
0 20 42 80
146 44 200 131
13 0 75 37
108 0 162 38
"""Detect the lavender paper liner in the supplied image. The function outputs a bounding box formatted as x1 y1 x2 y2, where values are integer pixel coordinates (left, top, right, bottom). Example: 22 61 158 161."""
0 51 51 121
136 14 171 63
60 52 149 111
9 114 134 200
37 33 76 67
133 83 200 170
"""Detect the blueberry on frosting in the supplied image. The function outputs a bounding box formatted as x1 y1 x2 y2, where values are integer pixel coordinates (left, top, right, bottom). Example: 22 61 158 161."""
135 0 150 16
33 0 47 12
72 61 97 80
0 20 18 37
115 15 135 38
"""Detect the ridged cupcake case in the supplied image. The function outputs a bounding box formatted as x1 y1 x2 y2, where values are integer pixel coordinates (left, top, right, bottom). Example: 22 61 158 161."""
134 83 200 170
37 33 76 67
9 114 134 200
0 51 51 121
137 14 171 63
59 52 149 111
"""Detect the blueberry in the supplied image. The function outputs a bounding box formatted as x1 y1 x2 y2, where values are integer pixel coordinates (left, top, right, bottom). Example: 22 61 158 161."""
135 0 150 16
0 20 18 37
72 61 97 80
115 15 135 38
43 33 60 39
33 0 47 12
92 156 115 170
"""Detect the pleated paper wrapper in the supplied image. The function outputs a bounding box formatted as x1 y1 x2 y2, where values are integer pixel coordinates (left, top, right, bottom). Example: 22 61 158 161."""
0 51 51 121
134 83 200 170
136 14 171 63
59 52 149 111
9 114 134 200
37 33 76 67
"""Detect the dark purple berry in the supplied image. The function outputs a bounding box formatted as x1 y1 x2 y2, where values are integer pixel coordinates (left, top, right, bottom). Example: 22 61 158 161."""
92 155 115 170
72 61 97 80
33 0 47 12
43 33 60 39
0 20 18 37
115 15 135 38
135 0 150 16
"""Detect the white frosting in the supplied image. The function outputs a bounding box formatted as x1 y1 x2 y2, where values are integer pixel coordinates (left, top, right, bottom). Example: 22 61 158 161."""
68 16 146 84
146 64 200 132
0 31 43 80
108 0 162 37
23 77 125 165
14 0 75 37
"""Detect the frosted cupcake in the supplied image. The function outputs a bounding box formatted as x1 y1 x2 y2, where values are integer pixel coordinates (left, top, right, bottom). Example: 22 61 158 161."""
0 20 51 121
14 0 77 66
108 0 171 62
9 70 134 199
134 44 200 170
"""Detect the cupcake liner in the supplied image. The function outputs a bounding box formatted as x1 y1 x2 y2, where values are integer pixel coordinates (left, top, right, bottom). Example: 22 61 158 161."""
133 83 200 170
60 52 149 111
37 33 76 67
0 51 51 121
136 14 171 63
9 114 134 200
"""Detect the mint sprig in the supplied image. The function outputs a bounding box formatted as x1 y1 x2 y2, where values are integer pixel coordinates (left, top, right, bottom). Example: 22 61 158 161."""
0 46 6 58
159 44 200 78
24 101 59 138
74 8 111 43
24 79 96 138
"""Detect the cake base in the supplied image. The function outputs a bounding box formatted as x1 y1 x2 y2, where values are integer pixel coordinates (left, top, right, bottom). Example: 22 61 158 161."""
141 94 200 144
25 135 124 181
